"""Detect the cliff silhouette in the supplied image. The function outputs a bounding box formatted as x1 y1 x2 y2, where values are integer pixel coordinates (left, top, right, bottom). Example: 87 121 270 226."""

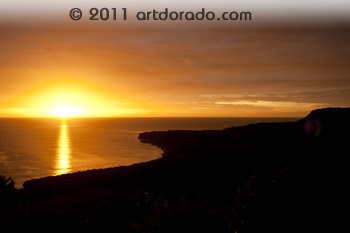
0 107 349 233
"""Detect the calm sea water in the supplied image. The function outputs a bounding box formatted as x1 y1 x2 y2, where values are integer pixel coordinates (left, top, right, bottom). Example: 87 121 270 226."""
0 117 298 186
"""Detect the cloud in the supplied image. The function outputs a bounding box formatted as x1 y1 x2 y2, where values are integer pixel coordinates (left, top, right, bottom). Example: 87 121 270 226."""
0 23 350 116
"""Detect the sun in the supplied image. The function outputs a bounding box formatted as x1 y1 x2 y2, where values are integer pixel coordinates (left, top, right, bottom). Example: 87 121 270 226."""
50 105 85 118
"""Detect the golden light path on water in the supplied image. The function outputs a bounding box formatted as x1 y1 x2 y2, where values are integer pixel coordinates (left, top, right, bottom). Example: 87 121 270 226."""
55 119 71 175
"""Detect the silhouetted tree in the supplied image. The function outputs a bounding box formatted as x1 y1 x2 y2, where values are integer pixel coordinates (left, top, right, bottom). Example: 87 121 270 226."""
0 175 14 188
0 175 17 209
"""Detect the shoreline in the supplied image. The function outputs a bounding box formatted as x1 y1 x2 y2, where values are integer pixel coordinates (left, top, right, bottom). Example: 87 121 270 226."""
20 107 347 188
1 107 349 232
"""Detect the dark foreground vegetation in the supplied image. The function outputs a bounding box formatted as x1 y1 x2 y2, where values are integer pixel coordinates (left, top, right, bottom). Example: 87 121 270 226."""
0 108 349 233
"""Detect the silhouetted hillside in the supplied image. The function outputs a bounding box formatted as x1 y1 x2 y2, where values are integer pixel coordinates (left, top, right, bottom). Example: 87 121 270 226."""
1 107 349 233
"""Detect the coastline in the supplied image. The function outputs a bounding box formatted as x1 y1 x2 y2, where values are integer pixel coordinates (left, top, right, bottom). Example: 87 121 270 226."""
1 107 349 232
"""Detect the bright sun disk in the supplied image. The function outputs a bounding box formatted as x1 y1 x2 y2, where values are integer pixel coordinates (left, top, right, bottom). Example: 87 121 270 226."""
50 105 85 118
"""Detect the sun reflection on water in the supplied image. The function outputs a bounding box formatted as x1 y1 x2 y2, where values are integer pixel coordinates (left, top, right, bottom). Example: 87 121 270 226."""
55 119 71 175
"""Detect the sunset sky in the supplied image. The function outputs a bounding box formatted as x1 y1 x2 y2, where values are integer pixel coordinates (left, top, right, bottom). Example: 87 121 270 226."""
0 1 350 117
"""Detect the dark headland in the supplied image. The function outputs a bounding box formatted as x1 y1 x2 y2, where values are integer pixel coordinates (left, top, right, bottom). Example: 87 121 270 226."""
1 107 349 233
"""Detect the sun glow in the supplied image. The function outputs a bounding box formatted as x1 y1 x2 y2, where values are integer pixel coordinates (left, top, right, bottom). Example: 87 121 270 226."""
50 105 85 118
0 78 151 117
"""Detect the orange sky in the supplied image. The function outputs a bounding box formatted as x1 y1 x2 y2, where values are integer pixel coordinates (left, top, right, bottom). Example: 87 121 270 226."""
0 22 350 117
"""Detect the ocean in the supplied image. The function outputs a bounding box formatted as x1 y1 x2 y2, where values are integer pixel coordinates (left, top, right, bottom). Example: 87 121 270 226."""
0 117 298 186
